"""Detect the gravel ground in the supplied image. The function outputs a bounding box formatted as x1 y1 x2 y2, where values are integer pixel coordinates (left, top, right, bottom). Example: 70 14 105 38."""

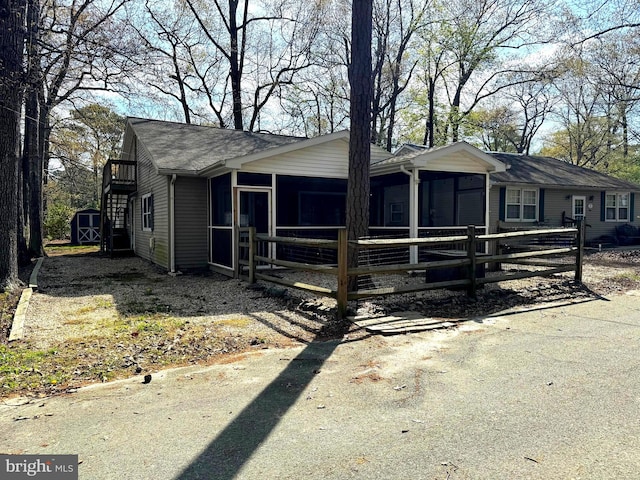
25 251 330 349
3 245 639 397
25 246 640 349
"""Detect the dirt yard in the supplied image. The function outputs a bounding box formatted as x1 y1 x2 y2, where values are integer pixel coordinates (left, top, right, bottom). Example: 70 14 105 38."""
1 244 640 399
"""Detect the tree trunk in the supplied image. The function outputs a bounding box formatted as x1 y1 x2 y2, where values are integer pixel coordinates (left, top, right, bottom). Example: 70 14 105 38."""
24 91 41 257
38 102 51 220
228 0 244 130
23 0 44 257
346 0 373 292
0 0 27 289
423 76 436 147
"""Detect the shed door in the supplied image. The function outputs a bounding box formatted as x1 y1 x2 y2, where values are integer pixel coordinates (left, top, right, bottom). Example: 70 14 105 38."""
77 213 100 243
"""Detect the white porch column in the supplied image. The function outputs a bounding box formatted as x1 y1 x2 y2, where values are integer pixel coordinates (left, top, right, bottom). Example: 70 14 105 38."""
409 168 419 264
484 173 491 253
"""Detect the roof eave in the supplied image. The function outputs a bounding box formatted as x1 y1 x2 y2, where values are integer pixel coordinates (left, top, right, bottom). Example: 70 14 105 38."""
157 168 201 177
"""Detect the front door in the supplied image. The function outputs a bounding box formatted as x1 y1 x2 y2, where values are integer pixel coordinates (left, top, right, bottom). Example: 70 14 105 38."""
238 189 272 260
573 195 586 220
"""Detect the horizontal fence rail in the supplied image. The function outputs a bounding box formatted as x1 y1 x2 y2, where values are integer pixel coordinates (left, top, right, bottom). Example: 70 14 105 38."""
236 221 585 318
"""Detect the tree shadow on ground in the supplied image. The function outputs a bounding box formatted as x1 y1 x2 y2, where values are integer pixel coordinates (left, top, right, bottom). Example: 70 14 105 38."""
174 338 341 480
381 278 606 322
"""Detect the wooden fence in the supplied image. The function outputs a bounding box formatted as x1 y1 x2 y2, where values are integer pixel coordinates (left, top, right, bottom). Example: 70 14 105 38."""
237 220 585 318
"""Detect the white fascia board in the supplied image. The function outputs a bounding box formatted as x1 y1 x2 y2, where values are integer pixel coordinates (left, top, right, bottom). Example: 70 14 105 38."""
157 168 201 177
370 158 413 176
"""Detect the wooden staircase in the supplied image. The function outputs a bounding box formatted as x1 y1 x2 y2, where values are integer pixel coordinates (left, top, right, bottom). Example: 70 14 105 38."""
100 159 136 257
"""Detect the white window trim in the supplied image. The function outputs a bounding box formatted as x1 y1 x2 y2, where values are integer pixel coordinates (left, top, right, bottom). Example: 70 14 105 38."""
505 187 538 222
605 192 630 222
142 193 153 232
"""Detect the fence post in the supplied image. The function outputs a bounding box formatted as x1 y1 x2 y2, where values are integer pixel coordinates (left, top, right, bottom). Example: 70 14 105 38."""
467 225 477 297
337 229 348 319
248 227 256 284
575 218 584 283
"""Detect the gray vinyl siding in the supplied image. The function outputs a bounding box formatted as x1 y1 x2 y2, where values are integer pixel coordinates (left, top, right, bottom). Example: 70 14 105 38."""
134 139 169 269
490 185 640 241
174 177 208 270
240 139 351 178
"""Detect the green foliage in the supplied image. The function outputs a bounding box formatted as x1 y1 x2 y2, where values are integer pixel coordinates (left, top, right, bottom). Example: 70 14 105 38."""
464 107 520 153
44 201 74 240
49 104 124 210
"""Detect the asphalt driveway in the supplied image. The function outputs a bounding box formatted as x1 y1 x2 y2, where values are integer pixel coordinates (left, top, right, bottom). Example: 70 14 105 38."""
2 291 640 479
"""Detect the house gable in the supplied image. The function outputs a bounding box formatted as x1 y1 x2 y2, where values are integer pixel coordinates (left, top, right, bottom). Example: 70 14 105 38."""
372 141 506 176
226 135 391 179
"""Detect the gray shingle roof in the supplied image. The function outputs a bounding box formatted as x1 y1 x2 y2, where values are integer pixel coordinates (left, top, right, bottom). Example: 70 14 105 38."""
489 152 639 191
127 117 304 174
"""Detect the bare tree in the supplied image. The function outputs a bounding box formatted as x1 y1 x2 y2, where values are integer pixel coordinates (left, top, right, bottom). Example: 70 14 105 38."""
440 0 554 141
20 0 132 257
183 0 322 131
408 17 457 147
565 0 640 45
129 0 230 125
277 70 350 136
590 31 640 158
543 53 616 168
503 75 555 154
371 0 428 150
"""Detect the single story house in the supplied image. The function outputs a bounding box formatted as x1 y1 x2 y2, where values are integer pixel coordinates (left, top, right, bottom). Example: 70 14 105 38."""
103 118 638 276
102 118 508 274
384 144 640 246
487 152 640 244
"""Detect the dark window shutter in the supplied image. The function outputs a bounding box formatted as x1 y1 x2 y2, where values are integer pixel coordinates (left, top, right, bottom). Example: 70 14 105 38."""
600 191 606 222
631 193 635 222
150 195 154 231
538 188 545 222
499 187 506 221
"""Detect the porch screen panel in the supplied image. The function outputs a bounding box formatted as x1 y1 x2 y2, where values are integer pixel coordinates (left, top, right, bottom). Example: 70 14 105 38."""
431 178 455 226
209 173 232 267
456 174 485 226
211 229 232 267
276 175 347 226
210 173 232 226
457 191 484 225
237 172 272 187
419 172 485 227
370 173 409 227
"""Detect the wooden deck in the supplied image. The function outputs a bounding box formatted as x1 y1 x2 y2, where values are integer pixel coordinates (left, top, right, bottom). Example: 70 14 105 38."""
348 310 460 334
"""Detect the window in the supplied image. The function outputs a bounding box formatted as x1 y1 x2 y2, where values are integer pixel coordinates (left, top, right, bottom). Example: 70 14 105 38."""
573 196 586 219
506 188 537 221
142 193 153 231
389 202 404 224
606 192 629 221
